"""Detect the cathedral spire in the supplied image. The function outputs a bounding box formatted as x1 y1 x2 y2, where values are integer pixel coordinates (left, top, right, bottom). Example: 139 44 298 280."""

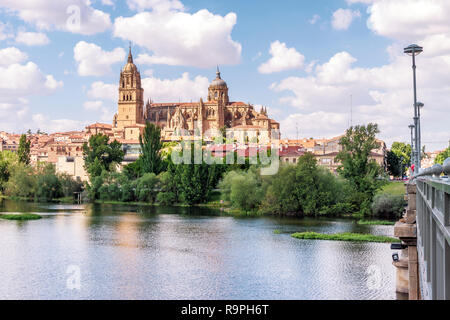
216 65 221 79
128 43 133 63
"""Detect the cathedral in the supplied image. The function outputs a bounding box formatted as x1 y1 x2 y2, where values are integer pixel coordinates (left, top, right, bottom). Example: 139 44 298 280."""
111 47 280 143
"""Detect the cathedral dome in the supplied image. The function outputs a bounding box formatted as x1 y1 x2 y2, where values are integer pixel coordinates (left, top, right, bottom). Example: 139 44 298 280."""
210 67 227 87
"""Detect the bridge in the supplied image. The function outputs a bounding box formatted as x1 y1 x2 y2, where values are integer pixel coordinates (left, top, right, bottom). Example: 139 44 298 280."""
393 158 450 300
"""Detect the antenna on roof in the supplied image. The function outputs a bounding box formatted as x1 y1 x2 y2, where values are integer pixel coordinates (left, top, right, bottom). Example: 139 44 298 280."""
296 122 299 141
350 94 353 128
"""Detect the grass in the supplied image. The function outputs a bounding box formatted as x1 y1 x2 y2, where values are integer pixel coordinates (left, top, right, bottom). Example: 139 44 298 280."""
0 213 42 220
379 181 405 196
273 229 282 234
357 219 395 226
291 231 400 243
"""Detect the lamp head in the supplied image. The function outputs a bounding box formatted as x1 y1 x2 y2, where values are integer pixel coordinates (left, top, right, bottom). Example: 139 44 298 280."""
404 44 423 56
408 124 415 129
416 101 424 108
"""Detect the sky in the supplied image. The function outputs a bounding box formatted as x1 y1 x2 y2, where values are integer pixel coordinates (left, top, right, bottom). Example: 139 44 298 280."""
0 0 449 150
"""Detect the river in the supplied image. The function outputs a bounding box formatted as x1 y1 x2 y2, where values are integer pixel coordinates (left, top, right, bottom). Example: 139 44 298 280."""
0 199 401 300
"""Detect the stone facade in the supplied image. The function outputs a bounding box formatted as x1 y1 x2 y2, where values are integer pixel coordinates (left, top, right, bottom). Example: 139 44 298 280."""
110 48 279 143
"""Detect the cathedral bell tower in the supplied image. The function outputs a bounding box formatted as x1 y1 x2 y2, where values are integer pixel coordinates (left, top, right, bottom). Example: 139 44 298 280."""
114 46 144 129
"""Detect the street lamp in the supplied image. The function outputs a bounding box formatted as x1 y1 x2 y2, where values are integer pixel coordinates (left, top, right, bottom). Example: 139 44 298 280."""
416 101 424 164
404 44 423 174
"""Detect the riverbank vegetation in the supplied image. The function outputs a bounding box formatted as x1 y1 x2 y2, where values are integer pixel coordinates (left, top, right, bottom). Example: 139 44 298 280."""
0 213 42 220
291 232 399 243
219 123 404 219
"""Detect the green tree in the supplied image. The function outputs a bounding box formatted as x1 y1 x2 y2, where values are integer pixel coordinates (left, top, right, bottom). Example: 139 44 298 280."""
139 123 163 175
219 168 264 212
386 150 402 177
18 134 31 165
170 143 218 205
335 123 382 215
0 151 18 192
82 133 124 178
135 173 159 203
5 163 36 198
435 146 450 165
391 142 412 175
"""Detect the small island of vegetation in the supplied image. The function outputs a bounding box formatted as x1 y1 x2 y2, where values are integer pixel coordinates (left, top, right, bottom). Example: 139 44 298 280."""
0 213 42 220
291 232 400 243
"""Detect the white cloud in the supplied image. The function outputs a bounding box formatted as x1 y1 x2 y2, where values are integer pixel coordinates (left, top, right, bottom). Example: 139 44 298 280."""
0 0 111 35
365 0 450 41
258 41 305 74
331 9 361 30
0 61 62 98
127 0 184 11
31 114 86 133
114 8 242 68
74 41 126 76
281 112 349 139
271 49 450 149
142 72 209 102
83 100 103 111
16 31 50 46
0 48 62 133
87 81 118 101
0 47 28 66
309 14 320 25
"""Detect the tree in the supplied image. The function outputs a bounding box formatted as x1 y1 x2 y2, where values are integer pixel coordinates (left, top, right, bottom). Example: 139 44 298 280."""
386 150 402 177
18 134 31 165
5 163 36 198
82 133 124 178
135 173 159 203
139 123 163 175
169 143 219 205
335 123 382 215
435 147 450 165
0 151 19 192
391 142 412 175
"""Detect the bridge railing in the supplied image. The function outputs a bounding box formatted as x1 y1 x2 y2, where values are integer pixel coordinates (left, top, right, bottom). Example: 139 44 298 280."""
414 157 450 300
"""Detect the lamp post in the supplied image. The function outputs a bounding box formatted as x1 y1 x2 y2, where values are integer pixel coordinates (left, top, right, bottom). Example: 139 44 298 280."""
404 44 423 174
417 101 424 165
409 124 415 174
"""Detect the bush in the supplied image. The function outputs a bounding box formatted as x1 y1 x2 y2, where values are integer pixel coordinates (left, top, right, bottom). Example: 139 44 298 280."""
156 192 176 206
371 193 406 219
135 173 158 203
219 169 264 212
36 173 63 201
5 164 36 198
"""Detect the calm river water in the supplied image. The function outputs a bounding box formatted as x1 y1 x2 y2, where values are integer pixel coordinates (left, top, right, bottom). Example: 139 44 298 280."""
0 199 401 300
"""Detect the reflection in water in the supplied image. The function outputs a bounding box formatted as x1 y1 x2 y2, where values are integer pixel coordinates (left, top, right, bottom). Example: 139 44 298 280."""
0 199 397 300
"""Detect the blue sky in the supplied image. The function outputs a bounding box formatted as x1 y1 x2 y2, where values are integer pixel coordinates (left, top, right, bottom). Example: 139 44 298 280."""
0 0 449 150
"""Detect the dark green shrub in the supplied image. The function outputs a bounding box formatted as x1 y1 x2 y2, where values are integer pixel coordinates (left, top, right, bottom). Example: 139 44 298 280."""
371 194 406 219
156 192 176 206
